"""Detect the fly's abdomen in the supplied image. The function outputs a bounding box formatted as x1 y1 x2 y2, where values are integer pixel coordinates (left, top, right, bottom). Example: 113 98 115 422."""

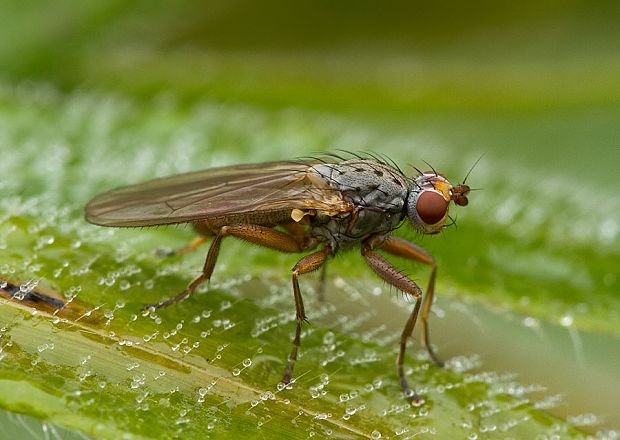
195 209 296 229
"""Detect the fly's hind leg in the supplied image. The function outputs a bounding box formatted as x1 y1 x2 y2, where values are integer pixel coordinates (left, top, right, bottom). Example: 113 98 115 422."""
144 224 304 312
155 222 212 257
283 246 331 384
155 236 209 257
380 236 443 367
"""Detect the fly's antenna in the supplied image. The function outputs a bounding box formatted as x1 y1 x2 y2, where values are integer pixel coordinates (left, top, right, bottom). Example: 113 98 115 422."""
462 153 485 185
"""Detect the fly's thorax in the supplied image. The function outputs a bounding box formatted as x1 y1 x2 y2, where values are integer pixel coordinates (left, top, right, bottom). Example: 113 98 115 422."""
311 160 409 214
308 160 409 249
406 173 453 234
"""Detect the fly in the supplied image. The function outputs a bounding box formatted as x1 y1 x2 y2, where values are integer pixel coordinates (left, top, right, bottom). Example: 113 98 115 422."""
84 153 471 405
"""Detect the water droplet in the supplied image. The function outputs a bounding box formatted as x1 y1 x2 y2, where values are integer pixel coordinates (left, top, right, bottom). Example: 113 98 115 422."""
522 316 539 328
37 235 55 248
220 300 231 310
560 315 573 327
322 331 335 345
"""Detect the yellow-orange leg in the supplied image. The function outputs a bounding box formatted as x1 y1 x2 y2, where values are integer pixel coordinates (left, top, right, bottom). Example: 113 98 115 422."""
380 236 443 367
156 235 209 257
283 246 331 384
283 221 327 301
144 224 303 311
155 220 215 257
362 237 425 406
282 222 326 300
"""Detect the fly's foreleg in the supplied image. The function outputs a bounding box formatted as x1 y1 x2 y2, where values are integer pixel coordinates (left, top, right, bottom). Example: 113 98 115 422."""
362 240 425 406
144 224 303 312
380 236 443 367
283 246 331 384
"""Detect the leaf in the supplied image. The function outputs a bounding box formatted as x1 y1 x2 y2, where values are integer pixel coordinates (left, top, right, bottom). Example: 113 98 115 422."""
0 197 601 438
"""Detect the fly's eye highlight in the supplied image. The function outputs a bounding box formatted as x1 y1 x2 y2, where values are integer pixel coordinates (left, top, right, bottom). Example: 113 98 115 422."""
416 191 448 225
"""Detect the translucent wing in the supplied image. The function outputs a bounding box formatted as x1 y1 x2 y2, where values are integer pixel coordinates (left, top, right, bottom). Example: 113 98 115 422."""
85 160 350 227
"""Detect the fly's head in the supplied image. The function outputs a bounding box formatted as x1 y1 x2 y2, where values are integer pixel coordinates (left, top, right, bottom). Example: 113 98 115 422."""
406 172 470 234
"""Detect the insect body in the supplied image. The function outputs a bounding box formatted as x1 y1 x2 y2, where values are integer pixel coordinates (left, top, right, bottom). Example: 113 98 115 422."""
85 155 470 405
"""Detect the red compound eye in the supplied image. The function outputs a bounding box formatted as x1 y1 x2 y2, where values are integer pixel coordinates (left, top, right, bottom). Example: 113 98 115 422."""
416 191 448 225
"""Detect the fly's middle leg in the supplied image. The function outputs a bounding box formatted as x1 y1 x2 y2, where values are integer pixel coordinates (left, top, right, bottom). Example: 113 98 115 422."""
144 224 303 312
283 246 331 384
283 221 327 301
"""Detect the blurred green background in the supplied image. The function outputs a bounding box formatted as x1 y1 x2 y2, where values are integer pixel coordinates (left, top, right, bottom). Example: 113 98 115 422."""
0 1 619 438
